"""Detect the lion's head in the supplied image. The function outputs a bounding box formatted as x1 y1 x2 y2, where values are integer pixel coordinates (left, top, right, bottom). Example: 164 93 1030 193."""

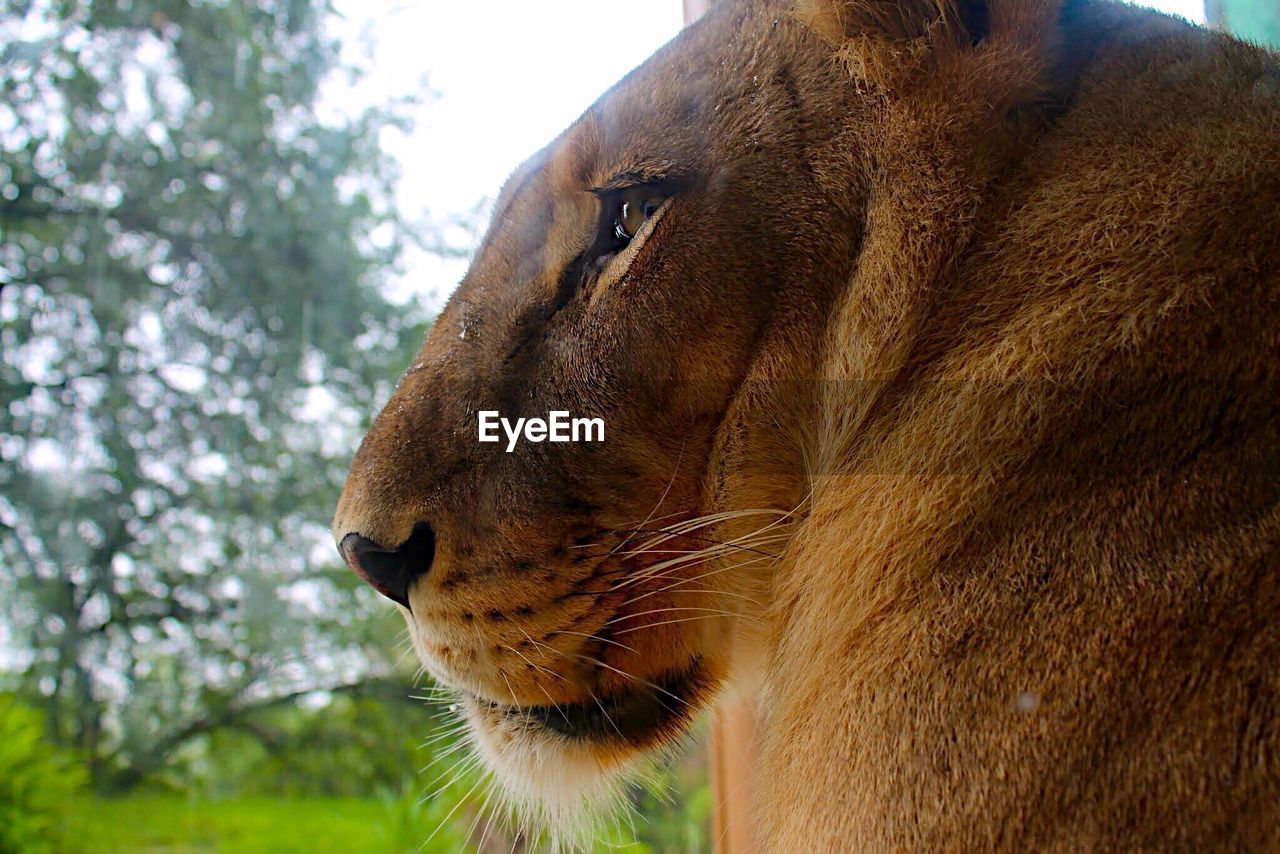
332 0 1055 830
335 0 1280 846
332 0 866 826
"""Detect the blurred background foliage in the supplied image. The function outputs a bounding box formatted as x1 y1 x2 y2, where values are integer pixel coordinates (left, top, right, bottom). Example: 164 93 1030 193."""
0 693 88 853
0 0 709 849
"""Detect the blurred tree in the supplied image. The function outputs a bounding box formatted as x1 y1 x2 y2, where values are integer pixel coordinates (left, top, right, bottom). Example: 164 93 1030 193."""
187 686 443 799
0 0 442 791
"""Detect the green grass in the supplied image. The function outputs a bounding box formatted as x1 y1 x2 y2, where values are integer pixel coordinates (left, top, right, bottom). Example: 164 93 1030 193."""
61 789 669 853
64 794 467 853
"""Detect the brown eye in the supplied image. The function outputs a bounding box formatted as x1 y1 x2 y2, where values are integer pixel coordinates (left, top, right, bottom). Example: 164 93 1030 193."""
612 189 665 241
586 184 672 277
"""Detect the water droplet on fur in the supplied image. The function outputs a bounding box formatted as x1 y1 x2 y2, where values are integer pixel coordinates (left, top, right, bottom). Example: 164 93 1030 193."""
448 703 459 713
1015 691 1039 712
458 312 478 341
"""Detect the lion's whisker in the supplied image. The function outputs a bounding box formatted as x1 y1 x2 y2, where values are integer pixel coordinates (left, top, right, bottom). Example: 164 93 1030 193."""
546 628 639 654
463 775 500 851
497 668 523 712
420 750 482 803
613 539 781 591
408 691 456 704
614 584 762 612
616 522 793 589
646 553 777 599
616 505 692 532
556 650 695 713
505 642 564 683
622 537 789 591
508 632 575 726
422 767 488 850
617 522 791 557
474 780 502 853
587 687 628 741
419 735 475 776
613 614 747 637
417 721 470 750
601 507 790 560
526 636 632 742
609 440 685 557
601 605 746 628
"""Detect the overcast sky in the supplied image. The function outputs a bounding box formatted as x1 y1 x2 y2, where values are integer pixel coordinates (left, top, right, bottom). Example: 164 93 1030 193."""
327 0 1207 312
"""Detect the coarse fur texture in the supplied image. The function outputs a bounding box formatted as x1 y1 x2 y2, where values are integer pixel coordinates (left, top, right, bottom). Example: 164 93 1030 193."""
334 0 1280 848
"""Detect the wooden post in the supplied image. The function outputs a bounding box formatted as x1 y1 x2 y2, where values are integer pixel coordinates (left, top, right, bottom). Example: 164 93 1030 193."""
683 0 715 22
710 695 761 853
1204 0 1226 27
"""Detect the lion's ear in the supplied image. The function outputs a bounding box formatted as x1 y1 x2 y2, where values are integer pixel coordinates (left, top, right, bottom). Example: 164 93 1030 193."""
795 0 988 45
794 0 991 87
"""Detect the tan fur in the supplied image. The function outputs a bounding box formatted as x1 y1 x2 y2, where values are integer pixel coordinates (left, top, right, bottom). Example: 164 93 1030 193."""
334 1 1280 847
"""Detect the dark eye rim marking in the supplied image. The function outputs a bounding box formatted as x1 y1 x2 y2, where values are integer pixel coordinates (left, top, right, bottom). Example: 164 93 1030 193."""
589 161 684 194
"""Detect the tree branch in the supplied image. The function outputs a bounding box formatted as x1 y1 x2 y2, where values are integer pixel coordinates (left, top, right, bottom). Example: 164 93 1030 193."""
107 676 413 792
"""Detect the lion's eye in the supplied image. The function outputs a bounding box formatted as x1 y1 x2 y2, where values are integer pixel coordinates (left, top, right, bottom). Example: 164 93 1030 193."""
611 188 666 242
583 184 671 279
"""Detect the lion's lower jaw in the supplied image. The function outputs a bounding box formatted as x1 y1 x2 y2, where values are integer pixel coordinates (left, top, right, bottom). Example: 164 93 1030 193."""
464 704 641 842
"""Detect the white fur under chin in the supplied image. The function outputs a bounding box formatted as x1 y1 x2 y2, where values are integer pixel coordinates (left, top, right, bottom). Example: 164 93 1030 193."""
465 704 639 846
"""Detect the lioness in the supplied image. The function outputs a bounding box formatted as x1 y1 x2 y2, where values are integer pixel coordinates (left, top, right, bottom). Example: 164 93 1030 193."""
334 0 1280 847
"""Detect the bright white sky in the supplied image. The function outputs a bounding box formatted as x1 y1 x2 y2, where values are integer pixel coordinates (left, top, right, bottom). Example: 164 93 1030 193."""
327 0 1205 312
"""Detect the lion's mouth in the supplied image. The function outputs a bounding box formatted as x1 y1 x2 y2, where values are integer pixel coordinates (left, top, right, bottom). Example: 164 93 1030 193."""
473 658 709 747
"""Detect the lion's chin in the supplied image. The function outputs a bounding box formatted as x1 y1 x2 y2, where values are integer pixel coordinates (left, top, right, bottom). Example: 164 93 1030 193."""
460 659 710 835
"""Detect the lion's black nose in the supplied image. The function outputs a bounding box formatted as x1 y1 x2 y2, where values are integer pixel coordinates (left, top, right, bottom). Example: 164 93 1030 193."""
338 522 436 610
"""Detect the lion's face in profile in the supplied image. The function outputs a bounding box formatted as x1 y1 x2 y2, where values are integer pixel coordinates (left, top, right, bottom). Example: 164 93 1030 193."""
334 0 1280 846
333 0 856 824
